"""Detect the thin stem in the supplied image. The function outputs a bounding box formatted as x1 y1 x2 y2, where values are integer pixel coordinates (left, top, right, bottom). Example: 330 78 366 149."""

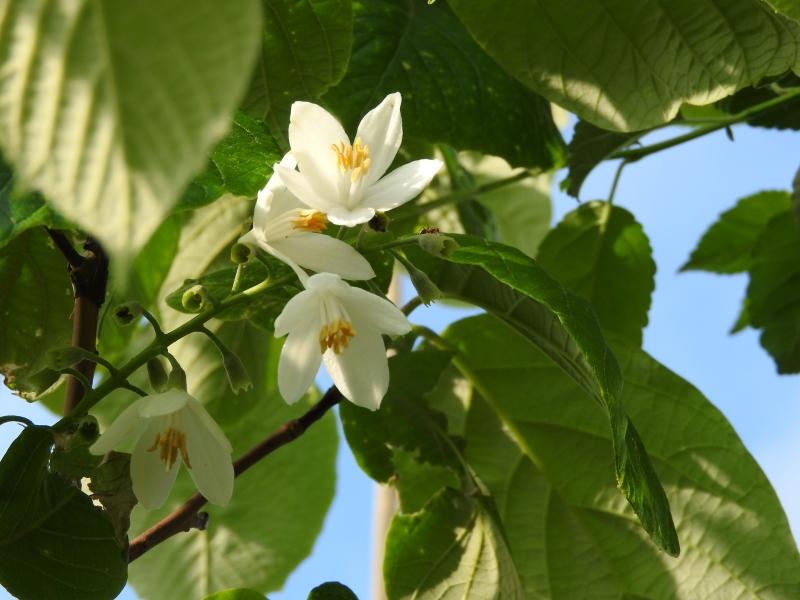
60 368 91 392
401 296 422 316
121 383 148 397
0 415 34 427
141 310 165 339
127 387 343 561
231 264 244 293
46 229 84 268
612 87 800 162
364 236 422 253
607 160 627 206
411 324 455 352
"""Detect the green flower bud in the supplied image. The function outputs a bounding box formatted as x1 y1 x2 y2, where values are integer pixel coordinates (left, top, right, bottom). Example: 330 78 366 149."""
181 285 209 313
46 346 89 370
230 242 252 265
222 350 252 394
405 262 441 306
418 232 458 257
113 302 142 327
368 211 389 232
167 362 187 391
146 357 169 392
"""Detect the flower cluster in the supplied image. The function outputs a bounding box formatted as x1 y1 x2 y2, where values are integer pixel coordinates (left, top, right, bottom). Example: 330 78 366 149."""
91 93 441 510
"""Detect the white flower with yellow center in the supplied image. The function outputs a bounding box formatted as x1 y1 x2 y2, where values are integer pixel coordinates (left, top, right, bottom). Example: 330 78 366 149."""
274 92 443 227
275 273 411 410
239 154 375 281
89 390 233 510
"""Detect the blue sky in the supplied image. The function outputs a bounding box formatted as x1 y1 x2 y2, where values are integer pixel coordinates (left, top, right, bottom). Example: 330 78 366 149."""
1 121 799 599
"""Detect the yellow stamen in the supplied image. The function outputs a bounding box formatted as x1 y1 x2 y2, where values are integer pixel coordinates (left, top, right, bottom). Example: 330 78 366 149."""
292 209 328 233
319 319 356 354
146 426 192 470
331 138 371 182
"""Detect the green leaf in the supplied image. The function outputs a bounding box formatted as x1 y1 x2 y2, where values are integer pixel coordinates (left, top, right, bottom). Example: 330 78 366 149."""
307 581 359 600
242 0 354 139
683 191 792 273
0 228 72 399
716 74 800 131
537 202 655 346
128 322 338 598
0 426 127 600
561 120 643 198
324 0 564 169
444 315 800 597
747 211 800 373
405 236 679 555
448 0 800 131
766 0 800 23
0 0 262 267
384 488 524 600
205 589 267 600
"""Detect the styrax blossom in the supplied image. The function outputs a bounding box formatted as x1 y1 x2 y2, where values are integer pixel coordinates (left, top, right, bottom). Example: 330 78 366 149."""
89 389 233 510
275 273 411 410
274 92 443 227
239 154 375 281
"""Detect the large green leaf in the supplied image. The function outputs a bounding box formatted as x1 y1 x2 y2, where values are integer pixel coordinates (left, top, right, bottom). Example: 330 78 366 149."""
0 0 262 267
537 202 655 346
443 315 800 598
242 0 354 138
128 322 338 598
716 74 800 131
767 0 800 23
405 235 678 555
0 228 72 399
448 0 800 131
324 0 564 169
0 426 127 600
384 488 524 600
682 191 792 274
746 210 800 373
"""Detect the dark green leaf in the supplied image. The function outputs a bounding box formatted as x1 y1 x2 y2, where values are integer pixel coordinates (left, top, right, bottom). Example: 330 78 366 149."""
405 235 679 555
444 315 800 597
324 0 564 169
562 120 643 198
0 229 72 399
0 426 127 600
682 191 792 274
716 74 800 131
205 589 267 600
448 0 800 131
537 202 655 346
89 453 137 548
307 581 359 600
747 211 800 373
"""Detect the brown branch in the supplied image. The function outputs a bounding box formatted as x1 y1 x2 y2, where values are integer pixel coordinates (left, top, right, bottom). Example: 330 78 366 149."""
127 386 343 562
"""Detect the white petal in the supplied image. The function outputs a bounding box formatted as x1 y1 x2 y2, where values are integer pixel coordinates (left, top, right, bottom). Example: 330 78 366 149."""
130 421 180 510
89 399 148 455
326 206 375 227
323 324 388 411
278 319 323 404
274 288 318 336
266 184 305 217
182 404 234 506
363 159 443 211
305 272 351 293
274 163 337 211
343 286 411 335
252 188 273 230
289 102 348 201
138 389 191 418
237 229 262 249
262 240 311 284
266 153 298 192
355 92 402 186
271 234 375 280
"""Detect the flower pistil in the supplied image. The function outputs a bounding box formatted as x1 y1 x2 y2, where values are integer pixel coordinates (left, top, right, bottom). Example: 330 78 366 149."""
147 425 191 471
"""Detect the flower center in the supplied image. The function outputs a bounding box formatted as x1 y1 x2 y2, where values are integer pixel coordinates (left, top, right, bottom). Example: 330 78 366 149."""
292 209 328 233
146 426 191 471
331 138 371 182
319 319 356 354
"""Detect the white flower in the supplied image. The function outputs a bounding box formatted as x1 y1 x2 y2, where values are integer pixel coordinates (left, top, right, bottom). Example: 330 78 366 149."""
274 92 443 227
274 273 411 410
239 154 375 281
89 390 233 510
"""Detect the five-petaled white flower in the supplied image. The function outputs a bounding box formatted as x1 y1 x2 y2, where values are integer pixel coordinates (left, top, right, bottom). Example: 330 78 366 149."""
274 92 443 227
275 273 411 410
239 154 375 281
89 390 234 510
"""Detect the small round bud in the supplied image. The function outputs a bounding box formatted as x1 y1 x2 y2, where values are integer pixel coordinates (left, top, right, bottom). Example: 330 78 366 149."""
146 357 169 392
368 211 389 232
181 285 210 313
418 232 458 258
113 302 142 327
230 242 252 265
167 362 187 391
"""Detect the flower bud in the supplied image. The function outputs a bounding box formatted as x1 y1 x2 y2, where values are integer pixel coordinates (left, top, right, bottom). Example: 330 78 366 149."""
167 362 187 391
405 262 441 305
182 285 210 313
418 232 458 257
113 302 142 327
230 242 252 265
46 346 89 370
368 211 389 232
222 350 252 394
146 357 169 392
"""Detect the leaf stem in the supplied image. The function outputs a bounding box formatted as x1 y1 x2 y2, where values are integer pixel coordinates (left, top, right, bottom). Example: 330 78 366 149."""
0 415 34 427
607 160 627 206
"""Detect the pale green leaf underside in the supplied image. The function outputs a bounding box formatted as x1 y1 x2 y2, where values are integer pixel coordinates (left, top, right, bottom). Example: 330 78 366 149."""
449 0 800 131
446 316 800 599
0 0 261 265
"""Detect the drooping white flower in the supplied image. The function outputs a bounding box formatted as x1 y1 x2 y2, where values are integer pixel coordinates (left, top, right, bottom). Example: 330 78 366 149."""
239 154 375 281
274 273 411 410
89 390 233 510
274 92 443 227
